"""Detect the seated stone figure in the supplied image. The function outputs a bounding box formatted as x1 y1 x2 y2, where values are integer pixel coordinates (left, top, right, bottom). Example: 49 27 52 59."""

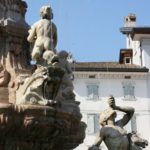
56 51 75 101
89 96 148 150
16 50 75 105
16 55 65 105
27 5 57 64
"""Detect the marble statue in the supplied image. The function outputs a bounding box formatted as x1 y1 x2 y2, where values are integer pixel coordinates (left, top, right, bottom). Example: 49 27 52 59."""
89 96 148 150
16 50 75 105
17 6 70 105
0 2 86 150
27 5 57 64
17 8 75 105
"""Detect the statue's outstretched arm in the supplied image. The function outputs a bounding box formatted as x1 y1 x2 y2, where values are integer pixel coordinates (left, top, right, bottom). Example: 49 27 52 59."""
115 106 134 127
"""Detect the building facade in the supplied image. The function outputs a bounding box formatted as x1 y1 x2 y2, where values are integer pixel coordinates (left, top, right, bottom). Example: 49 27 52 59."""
74 14 150 150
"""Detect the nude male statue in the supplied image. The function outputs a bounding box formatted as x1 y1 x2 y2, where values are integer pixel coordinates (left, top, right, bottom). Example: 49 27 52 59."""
89 96 135 150
27 5 57 63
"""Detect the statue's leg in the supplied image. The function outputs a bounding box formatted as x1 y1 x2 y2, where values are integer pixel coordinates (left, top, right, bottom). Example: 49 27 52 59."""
44 38 53 51
31 46 43 62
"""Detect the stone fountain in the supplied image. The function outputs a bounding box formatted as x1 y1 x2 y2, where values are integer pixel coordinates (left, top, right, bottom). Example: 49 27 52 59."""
0 1 86 150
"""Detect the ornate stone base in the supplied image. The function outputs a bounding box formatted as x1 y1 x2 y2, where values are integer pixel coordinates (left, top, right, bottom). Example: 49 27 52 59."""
0 102 86 150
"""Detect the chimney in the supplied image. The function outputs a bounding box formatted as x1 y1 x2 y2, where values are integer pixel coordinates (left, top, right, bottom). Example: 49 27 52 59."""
124 13 136 27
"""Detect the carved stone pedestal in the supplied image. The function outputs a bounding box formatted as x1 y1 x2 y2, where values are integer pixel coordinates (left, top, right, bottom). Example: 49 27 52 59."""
0 102 86 150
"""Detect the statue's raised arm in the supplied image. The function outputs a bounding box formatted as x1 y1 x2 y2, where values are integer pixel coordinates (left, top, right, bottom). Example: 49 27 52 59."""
108 96 135 127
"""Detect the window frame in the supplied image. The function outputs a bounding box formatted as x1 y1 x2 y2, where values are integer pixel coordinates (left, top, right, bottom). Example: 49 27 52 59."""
86 83 100 100
124 57 132 64
122 81 136 101
86 114 100 135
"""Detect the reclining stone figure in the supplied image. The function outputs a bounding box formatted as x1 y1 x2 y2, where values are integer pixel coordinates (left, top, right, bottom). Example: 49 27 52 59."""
88 96 148 150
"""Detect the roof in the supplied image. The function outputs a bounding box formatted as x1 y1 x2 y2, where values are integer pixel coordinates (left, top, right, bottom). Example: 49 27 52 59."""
131 27 150 34
120 27 150 34
120 27 133 34
120 27 150 39
71 62 149 72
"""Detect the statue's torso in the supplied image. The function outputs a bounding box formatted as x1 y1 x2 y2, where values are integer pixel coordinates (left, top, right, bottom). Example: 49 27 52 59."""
36 19 55 37
103 125 129 150
33 19 56 50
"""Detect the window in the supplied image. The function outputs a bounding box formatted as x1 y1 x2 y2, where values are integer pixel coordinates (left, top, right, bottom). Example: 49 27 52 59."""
131 115 137 132
86 84 99 100
87 114 99 134
122 82 135 100
124 57 131 64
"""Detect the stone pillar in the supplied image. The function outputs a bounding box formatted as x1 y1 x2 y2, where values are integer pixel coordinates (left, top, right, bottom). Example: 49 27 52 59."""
0 0 31 103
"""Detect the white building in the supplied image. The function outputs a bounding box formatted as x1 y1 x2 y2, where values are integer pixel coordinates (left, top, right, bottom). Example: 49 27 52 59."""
74 14 150 150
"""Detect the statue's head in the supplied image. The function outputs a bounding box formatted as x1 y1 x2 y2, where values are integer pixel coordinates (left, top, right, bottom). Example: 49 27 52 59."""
58 51 69 59
100 109 116 126
40 6 53 20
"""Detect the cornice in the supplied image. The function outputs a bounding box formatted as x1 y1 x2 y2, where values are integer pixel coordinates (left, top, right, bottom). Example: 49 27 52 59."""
73 72 148 80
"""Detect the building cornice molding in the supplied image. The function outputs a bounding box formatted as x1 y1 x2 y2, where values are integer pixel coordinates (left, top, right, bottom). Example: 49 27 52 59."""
142 39 150 46
73 71 147 80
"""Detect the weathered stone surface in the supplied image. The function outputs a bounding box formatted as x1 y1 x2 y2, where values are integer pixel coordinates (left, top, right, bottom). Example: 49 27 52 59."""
0 0 31 103
0 103 86 150
0 1 86 150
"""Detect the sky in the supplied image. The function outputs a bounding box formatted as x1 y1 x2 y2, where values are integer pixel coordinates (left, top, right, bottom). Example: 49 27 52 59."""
24 0 150 62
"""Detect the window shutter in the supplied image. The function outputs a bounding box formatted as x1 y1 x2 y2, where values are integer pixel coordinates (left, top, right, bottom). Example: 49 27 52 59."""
123 83 135 99
124 85 129 97
87 84 99 99
94 114 100 133
131 115 137 132
87 115 94 134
